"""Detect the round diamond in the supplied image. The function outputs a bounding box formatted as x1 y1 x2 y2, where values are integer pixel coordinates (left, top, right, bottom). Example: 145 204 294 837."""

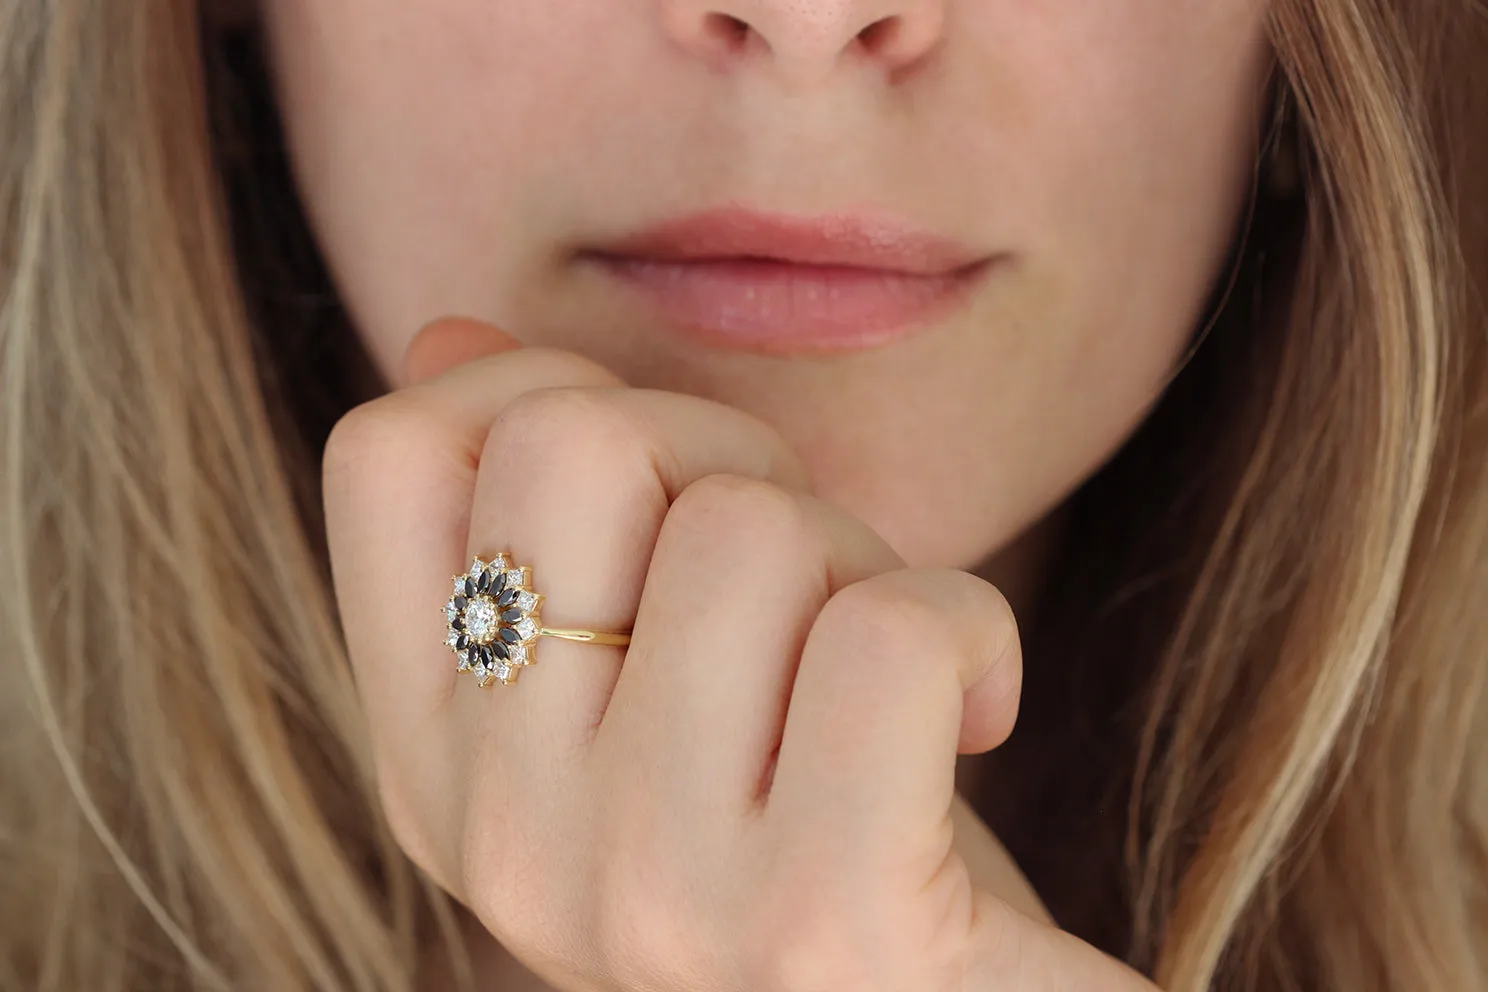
463 598 499 644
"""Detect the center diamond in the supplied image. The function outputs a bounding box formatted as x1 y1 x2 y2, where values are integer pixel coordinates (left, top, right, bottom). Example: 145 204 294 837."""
463 597 499 644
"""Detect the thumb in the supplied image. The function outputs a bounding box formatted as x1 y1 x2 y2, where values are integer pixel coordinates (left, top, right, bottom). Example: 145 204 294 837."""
401 316 525 386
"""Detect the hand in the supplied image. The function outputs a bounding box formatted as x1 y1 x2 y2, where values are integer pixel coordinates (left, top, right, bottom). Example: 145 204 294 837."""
324 317 1158 991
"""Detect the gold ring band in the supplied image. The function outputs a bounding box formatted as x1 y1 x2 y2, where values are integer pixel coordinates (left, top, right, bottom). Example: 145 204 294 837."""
539 627 633 646
443 553 631 688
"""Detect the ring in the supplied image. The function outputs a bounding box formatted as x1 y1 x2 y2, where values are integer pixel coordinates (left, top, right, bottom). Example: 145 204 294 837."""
443 553 632 688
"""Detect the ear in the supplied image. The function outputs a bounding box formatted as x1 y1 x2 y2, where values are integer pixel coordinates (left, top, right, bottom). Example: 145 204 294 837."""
401 316 525 386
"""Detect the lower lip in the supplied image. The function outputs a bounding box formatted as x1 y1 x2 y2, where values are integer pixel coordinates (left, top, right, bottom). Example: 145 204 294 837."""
585 254 994 354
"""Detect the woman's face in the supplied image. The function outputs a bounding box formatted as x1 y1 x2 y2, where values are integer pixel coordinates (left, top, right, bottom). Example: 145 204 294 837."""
260 1 1271 571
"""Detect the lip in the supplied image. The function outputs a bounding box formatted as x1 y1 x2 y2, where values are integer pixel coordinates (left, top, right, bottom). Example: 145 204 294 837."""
578 207 997 354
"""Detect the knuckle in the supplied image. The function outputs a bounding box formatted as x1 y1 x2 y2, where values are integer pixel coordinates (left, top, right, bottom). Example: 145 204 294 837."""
322 394 437 489
486 386 656 482
816 574 952 662
665 473 812 556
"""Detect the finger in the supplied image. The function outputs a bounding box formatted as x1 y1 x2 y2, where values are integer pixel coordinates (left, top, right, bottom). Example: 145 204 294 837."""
767 567 1022 874
463 390 815 782
401 315 524 386
322 341 632 889
594 473 905 823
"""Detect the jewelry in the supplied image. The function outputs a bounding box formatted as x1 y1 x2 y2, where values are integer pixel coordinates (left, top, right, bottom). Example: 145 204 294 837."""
443 553 632 688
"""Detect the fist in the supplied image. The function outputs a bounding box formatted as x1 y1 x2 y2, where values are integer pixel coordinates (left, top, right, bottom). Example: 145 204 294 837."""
323 318 1156 992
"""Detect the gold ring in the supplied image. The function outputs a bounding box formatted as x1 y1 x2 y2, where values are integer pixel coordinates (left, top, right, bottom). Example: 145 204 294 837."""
444 553 631 688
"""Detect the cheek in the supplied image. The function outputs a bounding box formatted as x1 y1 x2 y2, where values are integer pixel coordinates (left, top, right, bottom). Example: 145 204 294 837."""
982 2 1270 485
258 0 624 371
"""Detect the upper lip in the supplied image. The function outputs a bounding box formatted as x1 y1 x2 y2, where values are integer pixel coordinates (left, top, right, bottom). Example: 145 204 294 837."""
585 206 989 275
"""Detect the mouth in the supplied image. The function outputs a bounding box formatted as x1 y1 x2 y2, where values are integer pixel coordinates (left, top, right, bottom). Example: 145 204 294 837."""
576 206 999 355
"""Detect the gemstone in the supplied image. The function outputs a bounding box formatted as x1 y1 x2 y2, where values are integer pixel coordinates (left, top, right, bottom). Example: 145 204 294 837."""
489 570 506 594
496 587 518 607
478 644 494 667
451 615 464 631
473 659 490 681
492 660 512 682
453 596 468 612
477 569 491 593
470 556 486 576
445 629 461 649
457 652 472 672
507 643 527 665
516 591 538 612
499 627 520 644
465 645 480 669
501 608 524 623
505 568 526 587
515 617 538 640
463 576 477 598
445 600 459 622
492 640 509 660
463 598 499 643
455 633 470 651
453 576 465 595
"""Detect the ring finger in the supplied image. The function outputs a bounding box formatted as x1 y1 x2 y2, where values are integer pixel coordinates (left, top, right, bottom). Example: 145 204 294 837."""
460 379 814 777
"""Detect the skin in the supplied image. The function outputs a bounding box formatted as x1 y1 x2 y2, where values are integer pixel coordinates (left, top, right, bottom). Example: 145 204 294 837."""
271 1 1273 988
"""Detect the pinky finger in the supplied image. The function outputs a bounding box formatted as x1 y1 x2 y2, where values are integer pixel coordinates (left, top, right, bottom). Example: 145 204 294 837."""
765 567 1022 872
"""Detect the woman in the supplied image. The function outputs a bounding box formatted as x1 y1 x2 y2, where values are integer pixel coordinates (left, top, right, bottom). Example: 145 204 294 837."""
1 1 1483 990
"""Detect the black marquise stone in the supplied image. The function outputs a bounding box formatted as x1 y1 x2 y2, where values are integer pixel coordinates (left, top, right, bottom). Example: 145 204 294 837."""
476 569 491 592
455 633 470 651
499 627 521 644
496 587 518 607
453 595 468 611
463 576 477 597
465 645 480 668
478 644 494 666
450 615 464 631
492 641 509 660
501 608 524 623
490 571 506 594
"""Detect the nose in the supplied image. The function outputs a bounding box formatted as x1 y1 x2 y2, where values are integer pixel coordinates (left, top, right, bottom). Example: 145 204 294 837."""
660 0 947 84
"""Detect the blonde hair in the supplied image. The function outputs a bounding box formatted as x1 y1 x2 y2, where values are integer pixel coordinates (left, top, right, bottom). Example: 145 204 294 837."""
1 2 1483 991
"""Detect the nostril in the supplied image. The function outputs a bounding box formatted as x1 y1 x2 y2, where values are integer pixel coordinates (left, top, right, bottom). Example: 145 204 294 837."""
856 16 898 52
701 12 752 54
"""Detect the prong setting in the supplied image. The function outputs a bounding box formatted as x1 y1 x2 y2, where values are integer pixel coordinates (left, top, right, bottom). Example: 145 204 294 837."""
444 554 546 687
